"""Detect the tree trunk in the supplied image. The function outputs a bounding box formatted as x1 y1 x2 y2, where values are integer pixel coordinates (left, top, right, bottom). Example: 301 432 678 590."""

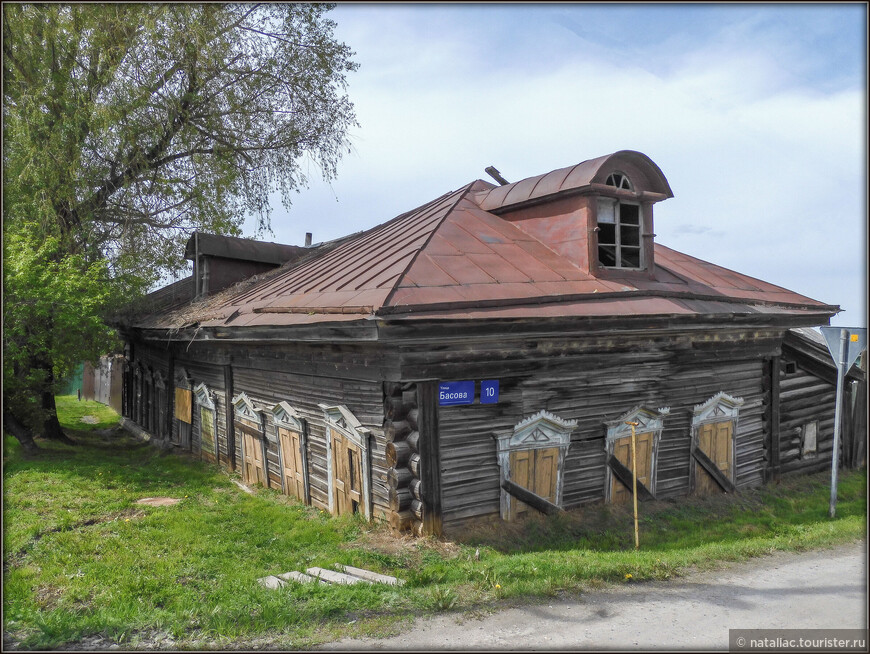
3 409 40 454
41 388 76 445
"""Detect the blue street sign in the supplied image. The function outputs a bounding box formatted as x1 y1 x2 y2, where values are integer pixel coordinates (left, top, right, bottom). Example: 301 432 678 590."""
481 380 499 404
438 381 474 406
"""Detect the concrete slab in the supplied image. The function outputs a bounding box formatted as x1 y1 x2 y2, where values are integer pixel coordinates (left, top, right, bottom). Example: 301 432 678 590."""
278 571 327 585
257 575 287 589
336 564 405 586
305 567 372 585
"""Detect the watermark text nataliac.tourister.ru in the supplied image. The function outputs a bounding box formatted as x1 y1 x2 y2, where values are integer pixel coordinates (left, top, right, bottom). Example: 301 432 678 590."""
730 629 868 652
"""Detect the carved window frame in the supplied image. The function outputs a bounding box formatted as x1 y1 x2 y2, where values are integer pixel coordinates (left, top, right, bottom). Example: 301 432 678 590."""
319 404 372 520
272 401 308 500
690 391 744 487
232 392 268 483
603 406 669 503
194 382 217 460
495 410 576 521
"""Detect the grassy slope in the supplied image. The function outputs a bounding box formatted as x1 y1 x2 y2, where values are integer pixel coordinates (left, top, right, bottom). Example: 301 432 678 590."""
3 396 866 649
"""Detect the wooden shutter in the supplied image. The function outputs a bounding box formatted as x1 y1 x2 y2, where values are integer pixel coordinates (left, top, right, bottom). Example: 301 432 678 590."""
508 447 559 519
279 427 306 500
610 432 654 504
174 388 192 423
695 420 733 495
200 407 216 461
330 428 363 516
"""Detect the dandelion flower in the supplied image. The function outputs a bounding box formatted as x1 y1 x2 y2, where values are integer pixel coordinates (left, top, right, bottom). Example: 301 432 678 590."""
125 519 130 522
624 573 632 580
495 584 501 589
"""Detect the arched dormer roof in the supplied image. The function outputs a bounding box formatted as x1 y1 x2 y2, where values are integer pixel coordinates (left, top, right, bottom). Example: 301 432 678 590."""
475 150 673 213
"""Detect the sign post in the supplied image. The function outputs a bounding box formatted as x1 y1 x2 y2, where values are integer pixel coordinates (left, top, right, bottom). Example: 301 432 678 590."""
626 420 640 550
819 327 867 519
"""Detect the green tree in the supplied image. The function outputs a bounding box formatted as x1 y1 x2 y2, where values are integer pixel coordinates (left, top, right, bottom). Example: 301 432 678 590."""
3 3 358 448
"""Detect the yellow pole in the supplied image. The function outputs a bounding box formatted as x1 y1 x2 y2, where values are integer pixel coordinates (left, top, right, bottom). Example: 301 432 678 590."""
626 421 640 550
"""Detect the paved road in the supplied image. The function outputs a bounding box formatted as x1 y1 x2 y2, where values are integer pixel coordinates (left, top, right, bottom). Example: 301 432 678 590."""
324 541 867 651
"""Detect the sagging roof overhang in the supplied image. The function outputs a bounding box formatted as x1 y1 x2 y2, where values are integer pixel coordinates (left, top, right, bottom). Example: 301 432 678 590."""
123 298 836 349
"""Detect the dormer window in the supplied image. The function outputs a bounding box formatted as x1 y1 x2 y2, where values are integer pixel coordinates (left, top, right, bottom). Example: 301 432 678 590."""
606 172 633 191
597 197 642 269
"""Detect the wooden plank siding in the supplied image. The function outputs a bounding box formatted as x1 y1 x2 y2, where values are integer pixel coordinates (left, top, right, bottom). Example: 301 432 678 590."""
229 363 387 517
124 323 810 536
396 329 776 533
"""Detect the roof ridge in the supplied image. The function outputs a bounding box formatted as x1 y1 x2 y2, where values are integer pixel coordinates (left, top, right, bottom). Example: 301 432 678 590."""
380 181 479 308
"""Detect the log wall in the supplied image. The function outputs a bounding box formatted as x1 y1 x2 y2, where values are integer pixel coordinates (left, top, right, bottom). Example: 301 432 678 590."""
395 327 778 533
124 321 849 538
125 340 391 519
775 353 837 476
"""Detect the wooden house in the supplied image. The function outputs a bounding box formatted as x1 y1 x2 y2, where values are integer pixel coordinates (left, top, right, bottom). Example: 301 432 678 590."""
117 150 861 537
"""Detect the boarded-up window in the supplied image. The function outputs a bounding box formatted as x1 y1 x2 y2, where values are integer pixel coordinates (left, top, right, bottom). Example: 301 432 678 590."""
690 392 743 496
496 410 576 521
604 406 666 504
508 447 559 520
801 421 818 459
279 426 306 500
321 404 372 520
695 420 733 495
175 388 192 423
610 431 655 505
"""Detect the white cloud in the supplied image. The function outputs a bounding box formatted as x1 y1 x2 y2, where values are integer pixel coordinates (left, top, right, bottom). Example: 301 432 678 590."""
257 4 866 327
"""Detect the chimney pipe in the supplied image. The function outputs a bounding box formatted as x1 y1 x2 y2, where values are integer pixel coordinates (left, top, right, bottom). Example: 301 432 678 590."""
304 232 312 247
485 166 510 186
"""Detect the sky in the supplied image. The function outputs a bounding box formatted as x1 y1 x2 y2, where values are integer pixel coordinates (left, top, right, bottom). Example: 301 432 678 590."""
245 3 867 329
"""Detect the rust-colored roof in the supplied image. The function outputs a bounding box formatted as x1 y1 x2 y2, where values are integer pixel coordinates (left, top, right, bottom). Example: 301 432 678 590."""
126 152 837 333
475 150 673 213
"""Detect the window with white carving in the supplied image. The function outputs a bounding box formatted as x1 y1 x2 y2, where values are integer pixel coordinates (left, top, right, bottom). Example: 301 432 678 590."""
495 410 576 521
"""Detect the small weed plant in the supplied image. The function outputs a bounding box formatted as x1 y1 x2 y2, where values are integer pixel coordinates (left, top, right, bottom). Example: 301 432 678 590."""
3 396 866 649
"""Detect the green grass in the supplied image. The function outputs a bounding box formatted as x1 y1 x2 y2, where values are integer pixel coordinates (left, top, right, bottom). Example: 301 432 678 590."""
3 397 866 649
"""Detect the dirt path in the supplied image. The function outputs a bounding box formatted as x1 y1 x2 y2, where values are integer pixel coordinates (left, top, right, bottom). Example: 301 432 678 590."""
323 541 868 651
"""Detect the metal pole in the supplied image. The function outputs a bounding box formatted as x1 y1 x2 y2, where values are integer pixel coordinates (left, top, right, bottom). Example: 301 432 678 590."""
829 329 848 518
627 421 640 549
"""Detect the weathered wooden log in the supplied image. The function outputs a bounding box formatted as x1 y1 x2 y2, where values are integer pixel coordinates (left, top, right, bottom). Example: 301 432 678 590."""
402 389 418 408
406 408 419 430
389 486 413 512
406 430 420 453
411 499 424 520
409 453 421 478
384 395 409 420
386 420 411 442
389 509 414 531
387 466 413 489
412 519 425 537
410 478 423 501
386 440 411 468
